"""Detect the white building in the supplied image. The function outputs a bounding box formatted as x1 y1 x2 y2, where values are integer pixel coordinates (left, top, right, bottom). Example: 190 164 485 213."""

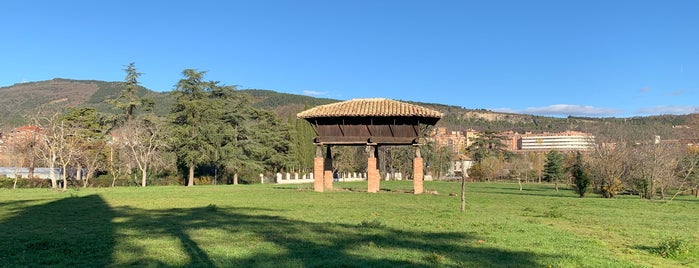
519 132 595 151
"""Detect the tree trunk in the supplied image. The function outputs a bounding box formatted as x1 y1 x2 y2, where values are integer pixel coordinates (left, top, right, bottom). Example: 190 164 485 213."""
28 158 35 179
233 173 238 185
141 166 147 187
554 181 559 192
660 187 666 200
49 155 57 189
187 164 194 186
61 164 68 191
84 169 95 188
518 178 523 191
76 165 83 187
460 175 466 212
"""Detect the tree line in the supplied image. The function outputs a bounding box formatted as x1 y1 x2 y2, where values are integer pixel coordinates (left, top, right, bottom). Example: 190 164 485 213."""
3 64 456 189
2 64 308 189
463 130 699 199
4 63 698 198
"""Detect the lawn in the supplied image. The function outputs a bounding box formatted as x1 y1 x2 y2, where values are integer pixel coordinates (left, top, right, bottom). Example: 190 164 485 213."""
0 181 697 267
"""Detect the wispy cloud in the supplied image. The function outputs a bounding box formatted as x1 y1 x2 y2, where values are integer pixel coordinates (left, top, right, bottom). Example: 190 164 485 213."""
669 90 684 96
636 105 699 115
639 87 651 93
490 108 517 114
525 104 621 117
491 104 622 117
494 104 622 117
302 90 327 96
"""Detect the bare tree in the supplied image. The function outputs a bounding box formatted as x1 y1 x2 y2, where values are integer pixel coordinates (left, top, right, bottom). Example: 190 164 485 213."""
509 154 531 191
529 152 545 183
8 139 23 189
106 137 127 187
56 129 80 191
589 142 630 198
33 114 66 189
671 146 699 200
480 155 505 182
120 117 167 187
629 141 681 199
76 140 107 188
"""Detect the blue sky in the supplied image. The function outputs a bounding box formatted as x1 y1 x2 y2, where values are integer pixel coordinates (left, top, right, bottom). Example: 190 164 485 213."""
1 0 697 118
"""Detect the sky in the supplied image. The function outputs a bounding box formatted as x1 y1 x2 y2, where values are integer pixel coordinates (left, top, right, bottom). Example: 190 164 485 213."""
1 0 697 118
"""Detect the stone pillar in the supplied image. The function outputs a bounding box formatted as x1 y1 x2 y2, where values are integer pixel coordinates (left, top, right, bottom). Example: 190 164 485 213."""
367 145 380 193
313 145 324 192
413 145 424 194
324 145 333 190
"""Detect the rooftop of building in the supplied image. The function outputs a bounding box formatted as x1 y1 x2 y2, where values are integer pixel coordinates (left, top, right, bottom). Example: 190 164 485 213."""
297 98 443 119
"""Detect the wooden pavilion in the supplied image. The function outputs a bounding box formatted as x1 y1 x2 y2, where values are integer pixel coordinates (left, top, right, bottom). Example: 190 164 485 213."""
297 98 443 193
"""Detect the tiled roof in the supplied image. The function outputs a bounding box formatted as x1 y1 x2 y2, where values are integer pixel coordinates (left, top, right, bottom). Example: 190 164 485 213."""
297 98 443 119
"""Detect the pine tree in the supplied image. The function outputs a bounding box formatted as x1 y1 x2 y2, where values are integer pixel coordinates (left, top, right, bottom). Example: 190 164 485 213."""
171 69 219 186
544 150 565 192
171 69 293 185
571 152 590 197
107 62 144 125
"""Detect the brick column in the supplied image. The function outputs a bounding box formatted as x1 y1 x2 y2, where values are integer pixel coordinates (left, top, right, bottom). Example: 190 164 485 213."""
313 145 324 192
367 145 380 193
413 145 424 194
413 158 424 194
323 146 333 190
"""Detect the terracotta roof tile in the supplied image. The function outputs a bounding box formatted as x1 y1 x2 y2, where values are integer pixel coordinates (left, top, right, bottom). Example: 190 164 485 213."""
297 98 443 119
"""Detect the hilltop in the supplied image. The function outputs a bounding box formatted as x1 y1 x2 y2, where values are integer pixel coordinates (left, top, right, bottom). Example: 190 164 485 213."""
1 79 696 141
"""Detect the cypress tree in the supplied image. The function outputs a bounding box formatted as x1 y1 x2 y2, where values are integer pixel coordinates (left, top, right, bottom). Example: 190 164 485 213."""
571 152 590 197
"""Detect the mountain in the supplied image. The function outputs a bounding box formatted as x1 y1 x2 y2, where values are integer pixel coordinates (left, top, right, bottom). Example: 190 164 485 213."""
1 79 696 141
0 78 169 127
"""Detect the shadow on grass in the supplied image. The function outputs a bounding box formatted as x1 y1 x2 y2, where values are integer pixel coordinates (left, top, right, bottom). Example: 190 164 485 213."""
469 187 579 199
0 195 558 267
112 205 554 267
0 195 115 267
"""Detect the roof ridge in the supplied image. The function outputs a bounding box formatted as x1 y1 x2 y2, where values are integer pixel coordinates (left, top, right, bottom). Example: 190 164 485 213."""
297 98 443 119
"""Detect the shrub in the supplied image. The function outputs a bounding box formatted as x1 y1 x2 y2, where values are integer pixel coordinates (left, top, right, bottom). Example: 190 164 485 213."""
657 236 691 258
423 252 446 265
358 219 384 228
571 152 591 197
543 207 563 218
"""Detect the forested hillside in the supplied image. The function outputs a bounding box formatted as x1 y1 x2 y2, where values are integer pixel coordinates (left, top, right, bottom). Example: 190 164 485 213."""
1 77 698 195
1 78 697 142
0 79 168 127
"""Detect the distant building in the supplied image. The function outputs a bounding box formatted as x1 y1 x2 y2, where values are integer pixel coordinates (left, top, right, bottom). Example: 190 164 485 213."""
0 125 42 167
517 131 595 152
431 128 595 153
431 127 467 154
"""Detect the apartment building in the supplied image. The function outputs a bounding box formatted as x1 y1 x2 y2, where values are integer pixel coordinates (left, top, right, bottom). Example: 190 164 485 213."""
432 128 595 152
517 131 595 151
431 127 467 154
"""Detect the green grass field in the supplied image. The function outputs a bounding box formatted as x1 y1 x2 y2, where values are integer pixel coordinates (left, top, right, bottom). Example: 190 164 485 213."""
1 181 697 267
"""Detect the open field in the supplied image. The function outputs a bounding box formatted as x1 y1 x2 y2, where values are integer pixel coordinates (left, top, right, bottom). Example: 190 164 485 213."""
1 182 697 267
